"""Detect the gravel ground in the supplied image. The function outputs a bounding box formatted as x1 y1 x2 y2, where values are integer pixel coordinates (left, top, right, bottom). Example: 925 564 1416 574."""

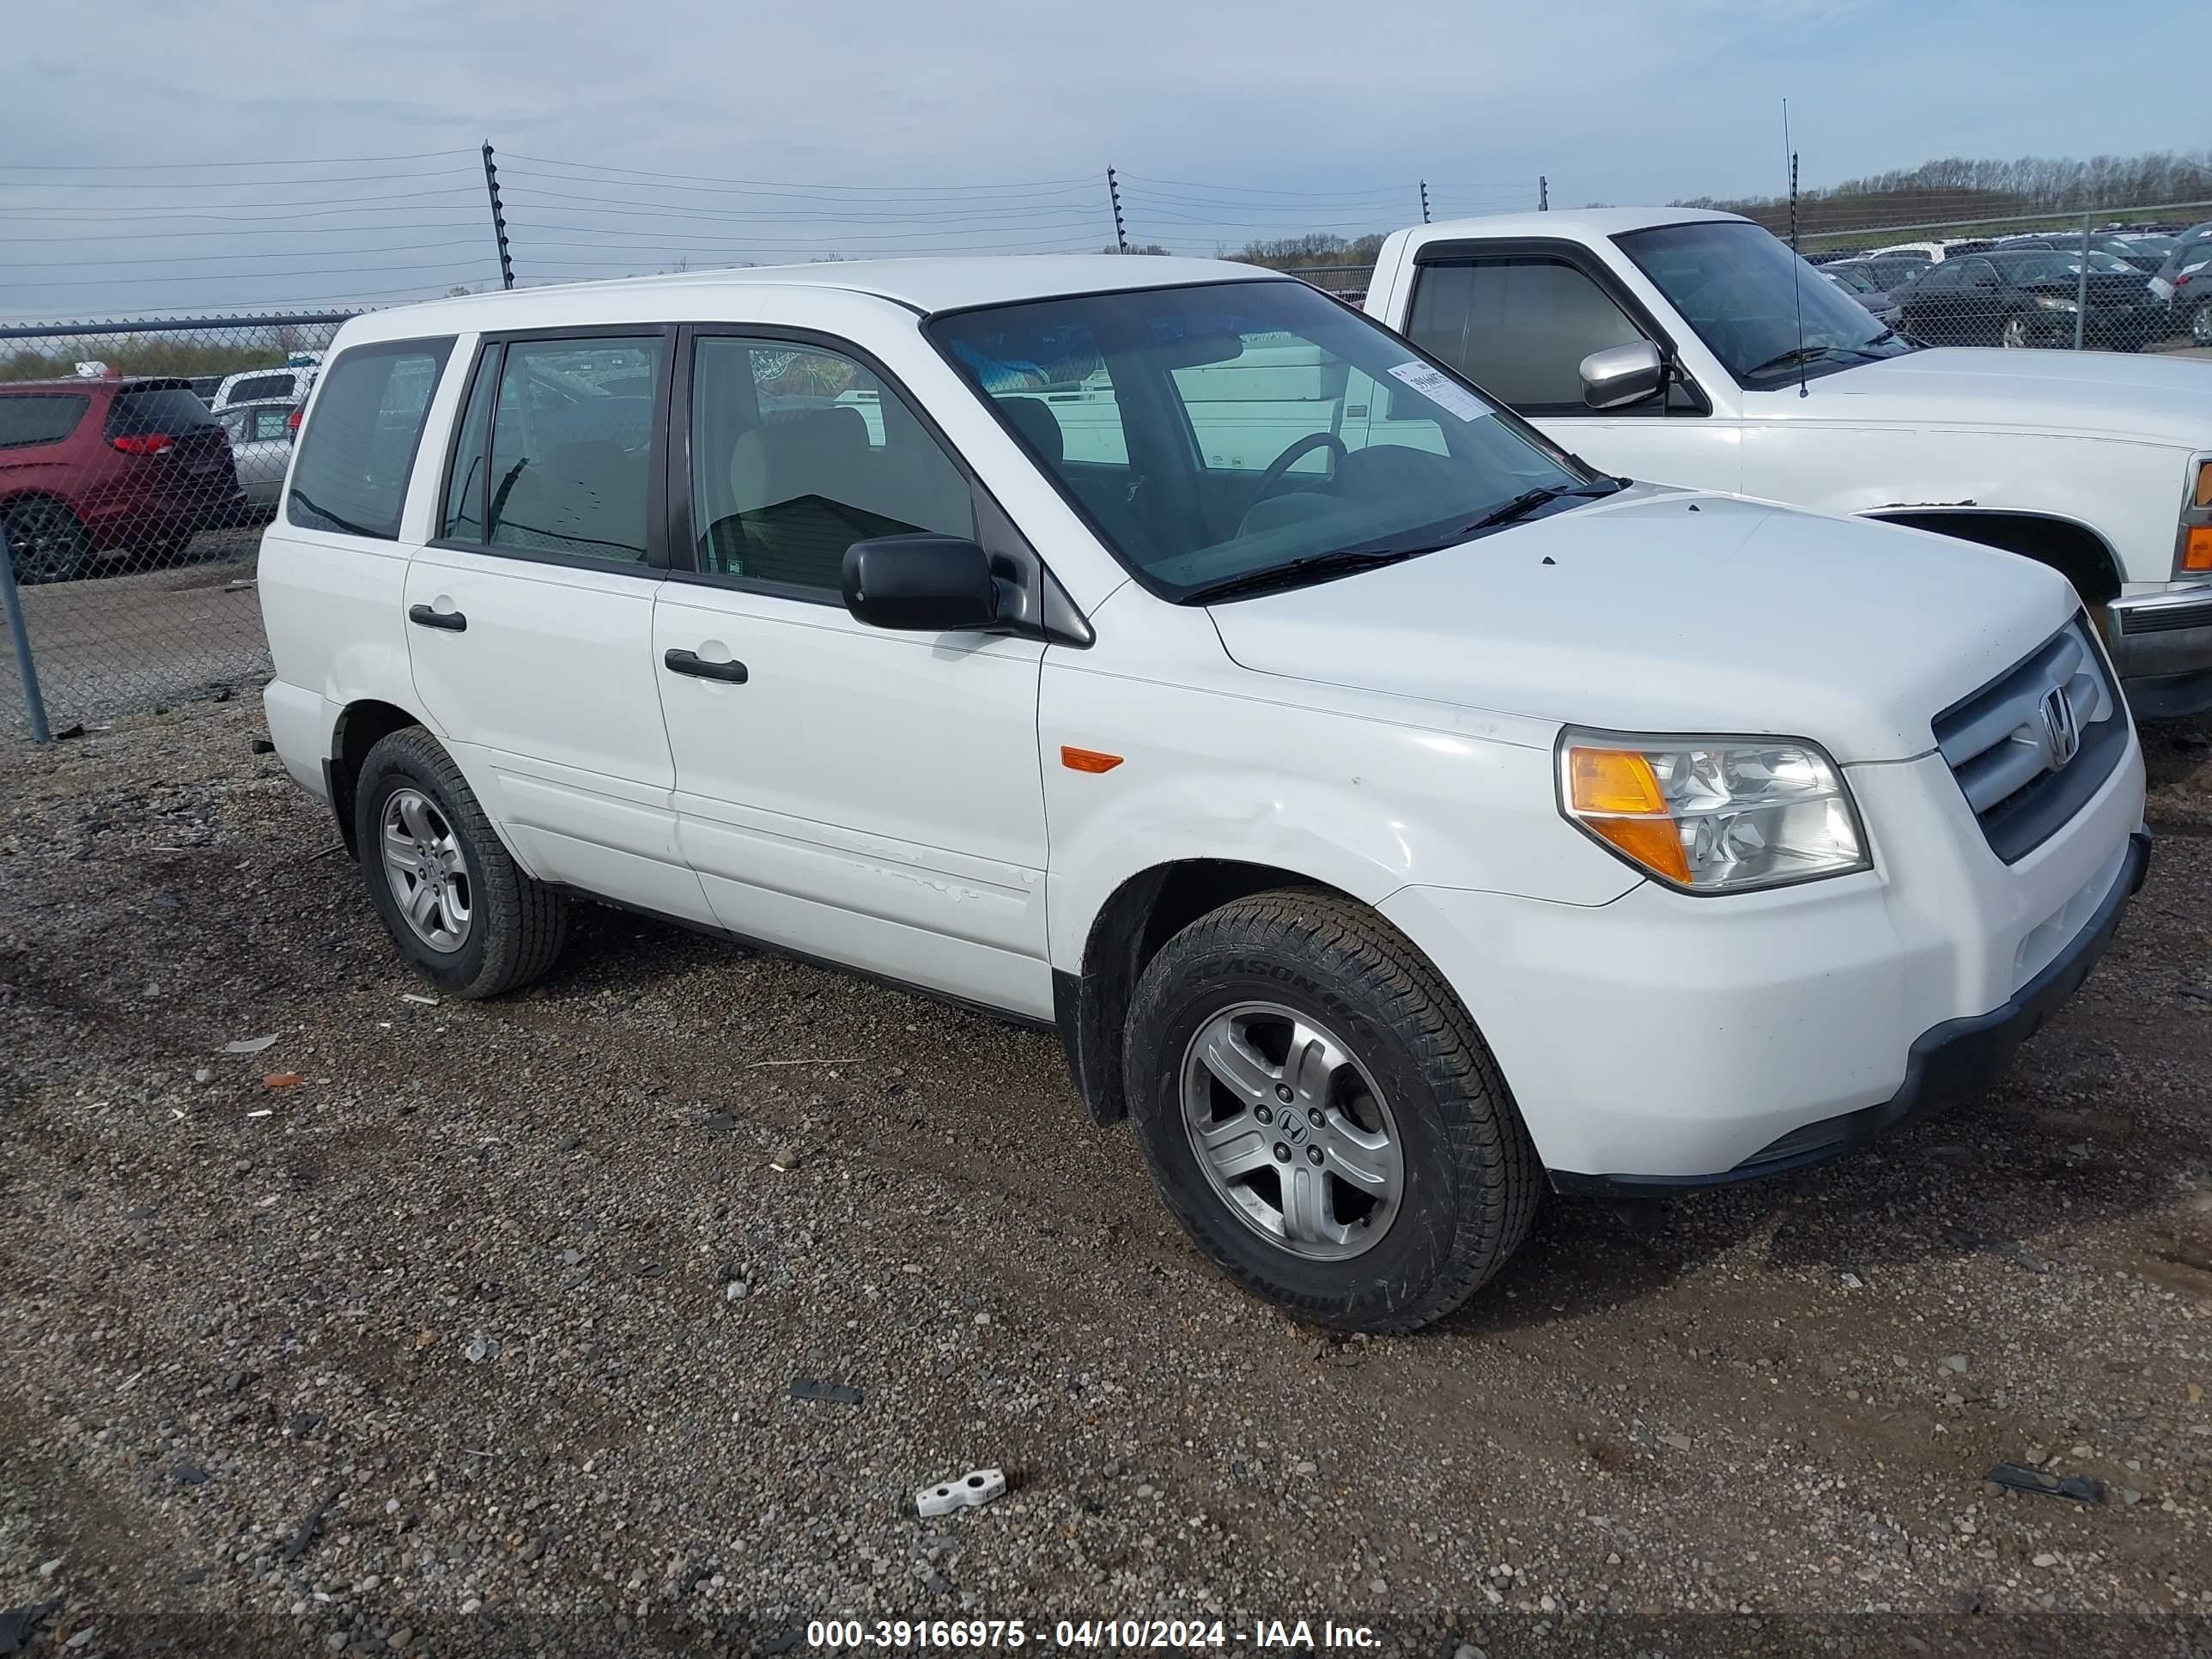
2 701 2210 1658
0 529 267 738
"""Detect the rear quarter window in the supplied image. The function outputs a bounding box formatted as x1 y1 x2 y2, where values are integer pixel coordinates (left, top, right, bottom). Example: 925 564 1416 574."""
0 393 89 449
225 373 297 404
287 338 454 540
106 386 217 436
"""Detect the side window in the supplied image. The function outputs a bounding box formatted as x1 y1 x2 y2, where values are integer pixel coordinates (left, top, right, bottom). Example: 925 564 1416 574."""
288 338 454 539
689 336 974 595
1404 258 1647 411
485 337 660 565
1917 264 1961 292
251 407 292 442
0 393 88 449
1961 258 1999 287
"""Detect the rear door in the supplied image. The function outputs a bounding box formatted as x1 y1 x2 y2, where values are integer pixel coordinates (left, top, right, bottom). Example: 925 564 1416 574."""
404 329 713 925
655 328 1053 1016
1397 246 1742 491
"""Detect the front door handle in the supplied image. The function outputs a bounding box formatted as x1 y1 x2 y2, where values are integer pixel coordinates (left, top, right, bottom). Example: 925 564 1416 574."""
663 647 748 684
408 604 466 632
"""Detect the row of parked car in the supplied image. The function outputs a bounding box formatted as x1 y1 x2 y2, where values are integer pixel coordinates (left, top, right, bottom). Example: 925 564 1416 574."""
1814 220 2212 349
0 355 319 583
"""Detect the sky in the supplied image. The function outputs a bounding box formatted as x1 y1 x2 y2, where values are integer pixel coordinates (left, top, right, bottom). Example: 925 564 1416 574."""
2 0 2208 317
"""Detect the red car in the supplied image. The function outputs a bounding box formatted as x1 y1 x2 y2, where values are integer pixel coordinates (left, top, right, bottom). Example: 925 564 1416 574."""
0 374 247 583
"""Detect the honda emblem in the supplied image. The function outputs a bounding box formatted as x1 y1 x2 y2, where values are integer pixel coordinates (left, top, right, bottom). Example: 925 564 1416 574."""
2039 684 2080 771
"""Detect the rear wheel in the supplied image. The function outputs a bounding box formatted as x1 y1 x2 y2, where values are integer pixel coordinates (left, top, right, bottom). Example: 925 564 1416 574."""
1124 890 1540 1333
2000 313 2037 349
1 498 89 585
2192 299 2212 349
354 726 568 999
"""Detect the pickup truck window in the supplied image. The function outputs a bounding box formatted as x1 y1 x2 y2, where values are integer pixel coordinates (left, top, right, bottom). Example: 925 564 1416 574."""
932 280 1595 603
1614 221 1912 388
1404 258 1646 410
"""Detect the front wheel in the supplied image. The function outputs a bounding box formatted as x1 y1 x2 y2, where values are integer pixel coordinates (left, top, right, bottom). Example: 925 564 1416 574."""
1124 890 1540 1333
2191 300 2212 349
354 726 568 999
2000 313 2037 349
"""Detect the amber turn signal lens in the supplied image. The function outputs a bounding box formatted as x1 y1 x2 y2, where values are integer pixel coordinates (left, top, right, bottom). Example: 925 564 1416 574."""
1567 746 1666 815
1565 746 1692 883
1587 814 1694 884
2196 462 2212 509
2185 525 2212 574
1060 745 1123 774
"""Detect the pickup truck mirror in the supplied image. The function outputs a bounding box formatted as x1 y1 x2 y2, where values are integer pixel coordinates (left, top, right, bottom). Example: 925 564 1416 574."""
1579 341 1667 410
842 535 1001 633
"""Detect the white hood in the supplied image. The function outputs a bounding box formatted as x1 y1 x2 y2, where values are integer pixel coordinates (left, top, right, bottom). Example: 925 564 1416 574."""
1810 347 2212 447
1206 489 2081 763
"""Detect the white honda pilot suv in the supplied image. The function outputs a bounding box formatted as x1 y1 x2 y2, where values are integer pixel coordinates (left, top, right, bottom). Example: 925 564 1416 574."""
259 257 2148 1332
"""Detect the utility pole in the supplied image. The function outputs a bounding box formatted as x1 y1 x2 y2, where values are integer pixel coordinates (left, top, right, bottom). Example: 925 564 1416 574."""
1106 167 1128 252
1419 179 1431 224
482 143 515 291
1538 175 1548 211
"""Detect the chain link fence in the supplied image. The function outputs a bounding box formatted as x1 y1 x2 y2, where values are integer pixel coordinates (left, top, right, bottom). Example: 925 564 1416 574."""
1788 199 2212 356
0 314 353 738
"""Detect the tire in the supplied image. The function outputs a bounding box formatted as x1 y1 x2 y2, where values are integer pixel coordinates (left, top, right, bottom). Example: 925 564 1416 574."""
1123 889 1540 1333
1 497 89 585
2192 300 2212 349
2000 313 2035 349
353 726 568 999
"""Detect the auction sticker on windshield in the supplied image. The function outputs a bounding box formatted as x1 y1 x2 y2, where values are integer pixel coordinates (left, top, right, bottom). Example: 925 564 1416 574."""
1387 361 1491 422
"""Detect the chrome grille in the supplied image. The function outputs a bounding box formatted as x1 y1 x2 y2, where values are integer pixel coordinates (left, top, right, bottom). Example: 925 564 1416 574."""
1932 618 2127 864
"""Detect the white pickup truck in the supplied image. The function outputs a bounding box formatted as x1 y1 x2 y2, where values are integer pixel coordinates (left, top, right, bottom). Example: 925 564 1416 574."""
1360 208 2212 717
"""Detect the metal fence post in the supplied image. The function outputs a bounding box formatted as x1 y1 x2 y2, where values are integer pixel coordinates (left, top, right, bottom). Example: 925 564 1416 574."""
2074 211 2091 350
0 526 53 745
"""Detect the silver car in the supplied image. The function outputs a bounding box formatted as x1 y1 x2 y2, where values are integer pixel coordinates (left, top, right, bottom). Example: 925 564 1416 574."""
216 399 295 514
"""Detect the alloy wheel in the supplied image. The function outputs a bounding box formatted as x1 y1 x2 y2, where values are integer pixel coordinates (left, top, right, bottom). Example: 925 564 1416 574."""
380 788 472 952
1179 1001 1404 1261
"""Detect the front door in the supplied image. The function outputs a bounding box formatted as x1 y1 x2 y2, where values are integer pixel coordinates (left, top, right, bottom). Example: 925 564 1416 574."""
404 328 714 926
655 331 1053 1018
1396 250 1744 493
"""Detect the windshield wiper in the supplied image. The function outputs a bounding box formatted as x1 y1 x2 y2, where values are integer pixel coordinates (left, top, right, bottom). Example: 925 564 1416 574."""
1181 547 1430 604
1182 480 1625 605
1743 343 1890 379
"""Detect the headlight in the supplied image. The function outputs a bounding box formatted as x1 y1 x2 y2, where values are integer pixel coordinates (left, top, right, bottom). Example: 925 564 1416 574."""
2033 295 2079 312
1558 730 1869 893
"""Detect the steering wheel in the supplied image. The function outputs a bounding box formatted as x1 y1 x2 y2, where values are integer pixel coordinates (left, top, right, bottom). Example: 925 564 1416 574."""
1247 431 1346 510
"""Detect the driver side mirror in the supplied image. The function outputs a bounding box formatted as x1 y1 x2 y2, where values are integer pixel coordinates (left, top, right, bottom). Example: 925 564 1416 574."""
842 535 1001 633
1579 341 1667 410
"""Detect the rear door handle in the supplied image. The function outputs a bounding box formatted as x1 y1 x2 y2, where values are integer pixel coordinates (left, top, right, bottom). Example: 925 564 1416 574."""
664 647 748 684
408 604 466 632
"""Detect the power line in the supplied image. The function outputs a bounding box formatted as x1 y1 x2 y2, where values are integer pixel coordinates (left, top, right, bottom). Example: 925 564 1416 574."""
497 167 1099 207
0 168 482 190
0 259 494 290
0 240 489 268
0 220 486 244
503 152 1097 193
1 190 488 222
497 185 1102 225
497 210 1103 244
0 149 475 171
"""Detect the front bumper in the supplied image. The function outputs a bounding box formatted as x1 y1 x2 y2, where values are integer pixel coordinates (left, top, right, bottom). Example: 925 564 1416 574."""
1380 729 2147 1188
1549 829 2150 1195
2106 582 2212 718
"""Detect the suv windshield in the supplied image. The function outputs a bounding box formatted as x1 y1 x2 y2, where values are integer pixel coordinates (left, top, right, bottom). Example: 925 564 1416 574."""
1615 221 1915 387
928 281 1606 603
